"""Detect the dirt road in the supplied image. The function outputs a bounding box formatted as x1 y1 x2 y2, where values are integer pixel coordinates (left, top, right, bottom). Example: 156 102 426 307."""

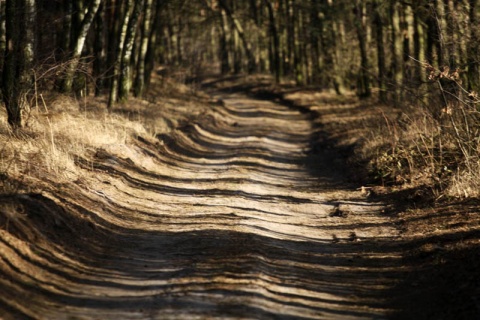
0 89 405 319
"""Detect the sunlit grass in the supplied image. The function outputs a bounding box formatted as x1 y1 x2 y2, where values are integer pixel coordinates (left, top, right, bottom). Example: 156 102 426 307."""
0 95 151 188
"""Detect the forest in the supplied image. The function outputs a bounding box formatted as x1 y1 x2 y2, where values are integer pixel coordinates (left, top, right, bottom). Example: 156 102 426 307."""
1 0 479 195
1 0 478 113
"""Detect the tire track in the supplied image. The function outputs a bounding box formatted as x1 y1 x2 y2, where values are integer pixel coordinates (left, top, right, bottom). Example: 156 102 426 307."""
0 93 403 319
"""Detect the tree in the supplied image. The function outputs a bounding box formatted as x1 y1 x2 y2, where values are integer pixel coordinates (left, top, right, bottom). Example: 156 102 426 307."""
0 0 476 115
353 0 371 97
218 0 256 73
373 0 387 101
263 0 280 82
60 0 102 93
467 0 480 94
108 0 134 108
1 0 35 128
134 0 154 97
93 1 106 96
389 0 403 104
118 0 144 102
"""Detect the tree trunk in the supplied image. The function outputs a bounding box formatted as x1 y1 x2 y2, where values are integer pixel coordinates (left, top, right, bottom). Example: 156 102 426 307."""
93 1 106 96
219 8 231 74
434 0 445 67
444 0 457 68
118 0 143 102
467 0 479 94
218 0 256 73
400 4 412 81
389 1 403 104
354 0 371 98
60 0 102 93
284 0 294 77
144 0 164 89
0 1 6 69
412 2 425 83
134 0 154 98
309 0 321 84
2 0 35 128
293 1 305 85
72 0 85 51
60 1 73 54
264 0 280 82
108 0 133 109
373 0 387 101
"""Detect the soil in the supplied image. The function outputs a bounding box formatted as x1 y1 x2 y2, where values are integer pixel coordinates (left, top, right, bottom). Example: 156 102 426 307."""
0 74 479 319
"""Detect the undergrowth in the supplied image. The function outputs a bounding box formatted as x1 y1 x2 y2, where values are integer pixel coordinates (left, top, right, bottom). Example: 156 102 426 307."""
0 95 151 193
0 73 210 198
362 66 480 198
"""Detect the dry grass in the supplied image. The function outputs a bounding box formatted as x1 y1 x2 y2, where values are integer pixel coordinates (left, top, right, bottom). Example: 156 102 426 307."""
0 94 157 194
0 73 213 205
447 161 480 198
368 98 480 199
285 83 480 199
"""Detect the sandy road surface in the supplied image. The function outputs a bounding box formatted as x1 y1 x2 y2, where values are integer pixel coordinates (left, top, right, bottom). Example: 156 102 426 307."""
0 91 403 319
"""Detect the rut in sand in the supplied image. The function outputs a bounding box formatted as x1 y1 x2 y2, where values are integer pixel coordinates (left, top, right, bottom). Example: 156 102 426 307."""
0 90 404 319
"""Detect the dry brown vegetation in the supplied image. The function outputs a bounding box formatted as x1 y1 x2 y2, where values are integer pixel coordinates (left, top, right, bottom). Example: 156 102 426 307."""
279 77 480 201
0 75 207 202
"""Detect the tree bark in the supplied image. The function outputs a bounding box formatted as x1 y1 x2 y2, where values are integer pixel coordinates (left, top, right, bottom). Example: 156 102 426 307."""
444 0 457 68
93 1 106 96
425 1 445 69
134 0 154 98
412 2 425 83
2 0 35 128
218 0 256 73
354 0 371 98
389 1 403 104
108 0 133 108
60 0 102 93
117 0 143 102
373 0 387 101
467 0 479 94
0 1 6 68
144 0 164 88
264 0 280 82
219 8 231 74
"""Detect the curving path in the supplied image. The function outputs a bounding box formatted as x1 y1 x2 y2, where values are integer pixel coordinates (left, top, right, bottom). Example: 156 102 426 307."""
0 91 403 319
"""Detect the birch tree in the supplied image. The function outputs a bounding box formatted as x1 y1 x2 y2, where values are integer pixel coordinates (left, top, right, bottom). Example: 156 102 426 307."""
118 0 144 102
108 0 134 108
134 0 154 97
60 0 102 93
